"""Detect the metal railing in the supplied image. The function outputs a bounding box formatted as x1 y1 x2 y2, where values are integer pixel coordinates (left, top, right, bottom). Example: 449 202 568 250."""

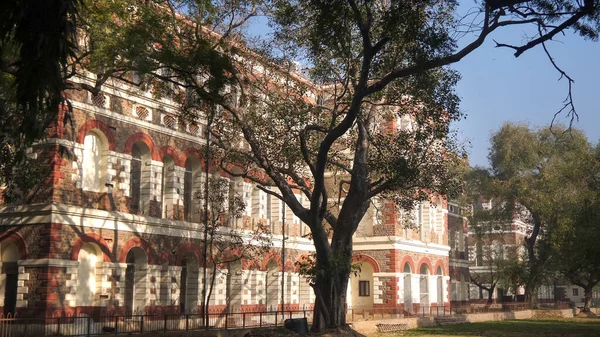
345 302 538 321
0 302 564 337
0 310 313 337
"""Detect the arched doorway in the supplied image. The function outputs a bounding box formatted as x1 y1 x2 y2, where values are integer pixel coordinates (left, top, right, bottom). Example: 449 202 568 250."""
265 260 279 311
226 260 242 312
124 247 148 316
436 266 444 306
419 264 430 308
180 255 199 313
403 263 412 312
76 243 103 306
1 242 20 315
350 262 374 309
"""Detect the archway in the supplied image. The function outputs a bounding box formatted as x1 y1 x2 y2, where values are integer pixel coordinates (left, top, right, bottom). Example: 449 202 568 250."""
265 260 280 311
419 264 430 308
180 254 199 313
350 262 374 309
124 247 148 316
1 242 19 315
403 263 412 312
436 266 444 306
76 243 103 306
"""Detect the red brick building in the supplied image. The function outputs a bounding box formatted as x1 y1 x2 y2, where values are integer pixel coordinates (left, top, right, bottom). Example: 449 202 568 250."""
0 70 451 317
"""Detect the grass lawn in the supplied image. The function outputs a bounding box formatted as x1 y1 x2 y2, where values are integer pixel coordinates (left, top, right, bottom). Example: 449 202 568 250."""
372 318 600 337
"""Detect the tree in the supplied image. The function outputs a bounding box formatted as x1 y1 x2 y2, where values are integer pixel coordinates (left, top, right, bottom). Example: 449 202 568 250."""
467 202 512 304
462 168 524 304
481 123 593 303
547 145 600 312
0 0 82 201
62 0 600 330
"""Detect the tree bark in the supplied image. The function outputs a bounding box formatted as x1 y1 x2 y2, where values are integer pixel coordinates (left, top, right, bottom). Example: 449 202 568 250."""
310 251 352 331
487 283 496 305
583 286 593 313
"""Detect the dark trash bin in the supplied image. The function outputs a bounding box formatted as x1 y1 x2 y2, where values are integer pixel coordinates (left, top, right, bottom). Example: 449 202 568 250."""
284 318 309 335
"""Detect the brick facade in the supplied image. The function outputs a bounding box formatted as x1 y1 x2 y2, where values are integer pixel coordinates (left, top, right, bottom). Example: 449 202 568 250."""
0 75 452 317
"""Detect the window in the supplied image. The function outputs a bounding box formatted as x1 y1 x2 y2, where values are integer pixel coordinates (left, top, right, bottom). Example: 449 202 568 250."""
183 157 201 222
358 280 370 297
82 131 107 192
129 142 151 215
573 288 579 296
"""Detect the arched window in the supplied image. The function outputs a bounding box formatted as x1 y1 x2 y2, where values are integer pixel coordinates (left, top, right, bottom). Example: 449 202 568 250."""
265 260 280 311
298 274 313 308
1 241 20 315
184 157 202 222
403 263 412 311
419 264 430 307
180 255 199 313
124 247 148 316
82 131 108 192
226 260 242 312
251 186 267 220
76 243 102 306
130 142 151 215
161 156 175 219
436 266 444 306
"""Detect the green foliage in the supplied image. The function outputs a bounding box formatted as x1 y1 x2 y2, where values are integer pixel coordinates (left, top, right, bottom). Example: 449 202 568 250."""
471 122 598 301
547 149 600 307
0 0 81 201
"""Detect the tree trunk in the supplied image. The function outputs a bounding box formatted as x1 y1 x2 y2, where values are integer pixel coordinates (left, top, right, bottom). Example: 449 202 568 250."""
583 286 593 313
487 284 496 305
310 239 353 332
310 261 351 331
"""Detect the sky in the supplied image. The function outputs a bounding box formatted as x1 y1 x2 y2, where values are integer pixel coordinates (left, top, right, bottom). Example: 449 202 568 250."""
451 18 600 167
247 5 600 168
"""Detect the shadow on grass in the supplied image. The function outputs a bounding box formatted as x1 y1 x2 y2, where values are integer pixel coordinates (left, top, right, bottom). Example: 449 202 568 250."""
401 319 600 337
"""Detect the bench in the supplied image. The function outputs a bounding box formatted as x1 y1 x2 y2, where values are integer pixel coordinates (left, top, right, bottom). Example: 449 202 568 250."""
435 316 468 325
376 323 408 333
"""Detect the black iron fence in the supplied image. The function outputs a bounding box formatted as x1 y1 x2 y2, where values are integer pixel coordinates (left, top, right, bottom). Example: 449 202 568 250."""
0 310 313 337
0 302 568 337
345 301 570 321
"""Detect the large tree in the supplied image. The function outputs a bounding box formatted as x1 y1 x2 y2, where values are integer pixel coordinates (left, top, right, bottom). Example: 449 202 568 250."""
479 123 593 303
27 0 600 330
547 145 600 312
0 0 81 201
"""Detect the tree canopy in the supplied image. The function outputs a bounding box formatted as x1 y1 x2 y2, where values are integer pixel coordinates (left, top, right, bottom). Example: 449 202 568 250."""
468 122 598 305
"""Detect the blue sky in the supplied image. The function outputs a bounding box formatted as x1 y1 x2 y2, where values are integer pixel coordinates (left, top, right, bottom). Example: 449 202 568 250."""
452 22 600 167
247 7 600 168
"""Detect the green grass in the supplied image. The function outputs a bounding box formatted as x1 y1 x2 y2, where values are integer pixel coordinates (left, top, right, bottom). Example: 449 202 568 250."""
379 319 600 337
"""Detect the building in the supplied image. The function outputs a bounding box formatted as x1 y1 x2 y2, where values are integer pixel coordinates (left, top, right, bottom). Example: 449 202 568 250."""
466 199 531 302
447 200 469 305
0 65 452 316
